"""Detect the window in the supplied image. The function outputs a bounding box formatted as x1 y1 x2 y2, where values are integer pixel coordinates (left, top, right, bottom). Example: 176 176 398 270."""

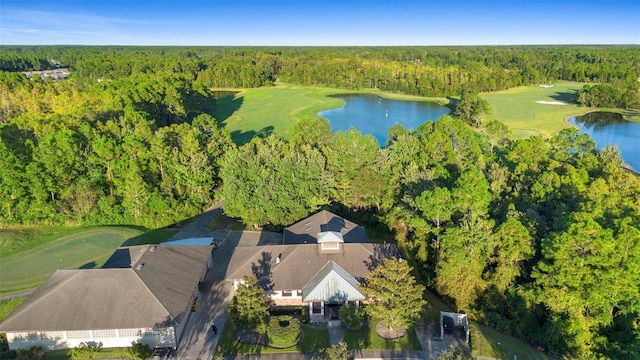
312 302 322 314
282 290 294 297
321 242 339 250
46 331 65 339
93 329 116 338
67 330 90 339
119 328 140 337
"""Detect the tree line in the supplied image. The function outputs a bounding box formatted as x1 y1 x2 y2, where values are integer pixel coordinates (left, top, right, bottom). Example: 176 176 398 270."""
1 46 639 359
1 45 638 102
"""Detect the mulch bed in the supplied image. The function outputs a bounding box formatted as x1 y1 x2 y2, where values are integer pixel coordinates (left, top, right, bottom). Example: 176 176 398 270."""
376 321 407 340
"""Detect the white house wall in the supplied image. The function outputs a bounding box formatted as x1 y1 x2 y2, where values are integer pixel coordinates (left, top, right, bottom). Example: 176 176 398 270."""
6 327 176 351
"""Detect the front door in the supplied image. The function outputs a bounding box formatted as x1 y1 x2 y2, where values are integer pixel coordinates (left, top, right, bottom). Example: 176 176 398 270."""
326 303 340 320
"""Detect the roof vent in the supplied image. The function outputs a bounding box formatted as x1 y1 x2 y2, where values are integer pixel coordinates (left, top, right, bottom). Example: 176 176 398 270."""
135 263 145 270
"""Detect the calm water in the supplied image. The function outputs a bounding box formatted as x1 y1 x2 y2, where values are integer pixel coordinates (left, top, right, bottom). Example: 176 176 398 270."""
318 95 450 146
568 112 640 171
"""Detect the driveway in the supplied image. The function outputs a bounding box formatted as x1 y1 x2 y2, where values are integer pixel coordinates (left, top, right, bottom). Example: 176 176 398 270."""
169 201 225 241
173 204 272 360
174 229 241 360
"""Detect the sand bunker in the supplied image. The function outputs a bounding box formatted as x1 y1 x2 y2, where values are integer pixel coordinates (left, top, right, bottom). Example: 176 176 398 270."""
539 84 555 88
536 100 567 105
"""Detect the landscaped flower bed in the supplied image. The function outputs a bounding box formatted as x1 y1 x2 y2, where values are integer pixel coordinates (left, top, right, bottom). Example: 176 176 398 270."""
266 315 301 348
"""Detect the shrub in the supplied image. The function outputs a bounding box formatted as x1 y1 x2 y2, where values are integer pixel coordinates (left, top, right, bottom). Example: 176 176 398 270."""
16 346 43 360
312 341 351 360
339 305 366 330
125 341 152 360
437 345 473 360
266 315 301 348
69 342 103 360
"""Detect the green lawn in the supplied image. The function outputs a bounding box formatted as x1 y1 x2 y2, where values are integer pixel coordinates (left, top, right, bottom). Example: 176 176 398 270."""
0 227 100 260
0 226 177 294
217 320 330 355
44 347 133 360
342 317 422 351
482 82 600 139
214 85 448 145
471 322 554 360
216 83 637 145
0 297 26 322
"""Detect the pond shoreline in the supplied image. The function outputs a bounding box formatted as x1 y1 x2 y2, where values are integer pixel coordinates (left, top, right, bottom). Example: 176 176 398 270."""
566 111 639 174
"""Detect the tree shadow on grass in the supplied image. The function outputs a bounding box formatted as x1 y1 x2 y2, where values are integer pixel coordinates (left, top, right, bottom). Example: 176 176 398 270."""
342 323 372 351
214 94 244 126
549 91 577 103
231 126 274 146
122 227 179 246
79 261 97 269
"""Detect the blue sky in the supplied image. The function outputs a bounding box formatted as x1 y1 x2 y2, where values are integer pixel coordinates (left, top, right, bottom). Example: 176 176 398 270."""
1 0 638 45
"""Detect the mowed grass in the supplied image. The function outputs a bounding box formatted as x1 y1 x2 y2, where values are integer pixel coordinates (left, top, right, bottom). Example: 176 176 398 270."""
471 322 554 360
217 320 330 355
0 226 145 294
215 85 448 145
0 297 26 322
342 317 422 351
216 83 636 145
481 82 594 138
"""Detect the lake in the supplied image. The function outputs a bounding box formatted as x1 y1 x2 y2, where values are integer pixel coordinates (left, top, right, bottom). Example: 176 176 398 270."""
318 94 450 146
568 112 640 171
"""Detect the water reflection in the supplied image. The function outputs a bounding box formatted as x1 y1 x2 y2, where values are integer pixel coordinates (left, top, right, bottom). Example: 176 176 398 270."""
568 112 639 171
318 94 450 146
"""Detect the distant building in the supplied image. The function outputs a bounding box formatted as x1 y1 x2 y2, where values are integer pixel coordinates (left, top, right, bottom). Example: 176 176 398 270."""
21 68 70 81
0 245 213 351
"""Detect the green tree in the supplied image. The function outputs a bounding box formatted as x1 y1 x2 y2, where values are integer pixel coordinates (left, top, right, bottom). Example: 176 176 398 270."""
220 135 330 227
362 257 426 331
230 275 271 330
415 186 453 271
454 89 491 127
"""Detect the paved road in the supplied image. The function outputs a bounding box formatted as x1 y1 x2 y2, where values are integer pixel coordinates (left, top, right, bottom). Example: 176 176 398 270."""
169 200 225 241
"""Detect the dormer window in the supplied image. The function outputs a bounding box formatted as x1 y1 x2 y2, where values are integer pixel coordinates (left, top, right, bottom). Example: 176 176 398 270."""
317 231 344 252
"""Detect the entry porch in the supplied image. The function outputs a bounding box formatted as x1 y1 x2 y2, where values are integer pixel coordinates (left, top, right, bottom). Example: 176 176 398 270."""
308 300 360 323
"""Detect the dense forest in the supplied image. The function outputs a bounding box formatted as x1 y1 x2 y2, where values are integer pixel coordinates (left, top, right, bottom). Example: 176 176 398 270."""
1 46 639 359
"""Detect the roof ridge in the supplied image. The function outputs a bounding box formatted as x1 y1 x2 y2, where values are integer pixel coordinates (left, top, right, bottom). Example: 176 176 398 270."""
302 259 334 289
130 267 173 320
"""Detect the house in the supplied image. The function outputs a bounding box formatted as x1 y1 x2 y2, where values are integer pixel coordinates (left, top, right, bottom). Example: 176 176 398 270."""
227 211 398 322
0 244 213 351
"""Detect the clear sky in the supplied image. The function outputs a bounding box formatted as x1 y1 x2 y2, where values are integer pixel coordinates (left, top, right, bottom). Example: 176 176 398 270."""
1 0 638 46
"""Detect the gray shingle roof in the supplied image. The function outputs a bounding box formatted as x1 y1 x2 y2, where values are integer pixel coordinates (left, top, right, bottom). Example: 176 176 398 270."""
283 210 369 244
0 245 212 332
226 243 398 293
